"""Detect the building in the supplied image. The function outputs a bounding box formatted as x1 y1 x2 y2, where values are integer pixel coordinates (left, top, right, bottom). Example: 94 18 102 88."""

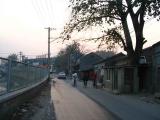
25 57 55 69
77 52 103 80
94 53 136 93
94 41 160 94
152 42 160 93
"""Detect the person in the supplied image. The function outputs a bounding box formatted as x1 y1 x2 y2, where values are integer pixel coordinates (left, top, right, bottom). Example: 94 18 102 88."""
72 72 78 87
92 72 97 88
83 72 89 88
100 75 104 88
100 69 105 88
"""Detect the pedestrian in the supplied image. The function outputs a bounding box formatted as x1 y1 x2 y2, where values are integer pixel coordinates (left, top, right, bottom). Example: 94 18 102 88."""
92 72 97 88
100 69 105 88
72 72 78 87
100 75 104 88
83 72 88 88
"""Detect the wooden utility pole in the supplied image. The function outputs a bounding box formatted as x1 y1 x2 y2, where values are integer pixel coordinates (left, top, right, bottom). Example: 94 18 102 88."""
19 51 22 62
45 27 56 79
45 27 51 79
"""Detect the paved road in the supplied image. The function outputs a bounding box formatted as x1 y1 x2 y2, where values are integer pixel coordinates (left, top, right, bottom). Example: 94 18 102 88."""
66 79 160 120
51 78 119 120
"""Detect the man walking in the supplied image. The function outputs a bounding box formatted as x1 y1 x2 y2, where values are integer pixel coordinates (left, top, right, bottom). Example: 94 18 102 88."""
72 72 78 87
92 72 97 88
83 72 89 88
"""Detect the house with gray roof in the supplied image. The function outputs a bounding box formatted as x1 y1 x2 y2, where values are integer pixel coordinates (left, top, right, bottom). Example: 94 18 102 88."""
77 52 103 80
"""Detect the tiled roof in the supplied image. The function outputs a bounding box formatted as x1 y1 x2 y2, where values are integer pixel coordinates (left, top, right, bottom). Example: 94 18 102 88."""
79 53 103 71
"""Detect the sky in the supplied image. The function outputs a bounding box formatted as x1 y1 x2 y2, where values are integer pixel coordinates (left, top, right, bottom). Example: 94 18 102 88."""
0 0 160 58
0 0 71 58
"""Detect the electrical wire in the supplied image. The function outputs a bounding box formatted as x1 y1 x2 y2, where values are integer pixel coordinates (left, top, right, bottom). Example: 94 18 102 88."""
45 0 53 26
39 0 49 26
31 0 57 27
31 0 46 26
48 0 55 26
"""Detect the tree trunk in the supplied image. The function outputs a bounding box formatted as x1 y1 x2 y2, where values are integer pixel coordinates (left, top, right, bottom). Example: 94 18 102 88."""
124 0 146 65
127 36 143 65
117 0 135 65
121 20 136 65
121 17 144 65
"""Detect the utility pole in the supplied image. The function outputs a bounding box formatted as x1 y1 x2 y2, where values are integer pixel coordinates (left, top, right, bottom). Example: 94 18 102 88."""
45 27 56 79
45 27 51 79
19 51 22 62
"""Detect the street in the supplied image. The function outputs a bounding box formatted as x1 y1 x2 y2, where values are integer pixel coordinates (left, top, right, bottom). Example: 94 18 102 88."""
65 79 160 120
10 75 160 120
51 78 119 120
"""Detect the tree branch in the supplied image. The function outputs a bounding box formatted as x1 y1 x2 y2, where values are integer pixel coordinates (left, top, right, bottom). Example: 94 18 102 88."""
67 15 121 33
124 0 139 16
125 0 136 16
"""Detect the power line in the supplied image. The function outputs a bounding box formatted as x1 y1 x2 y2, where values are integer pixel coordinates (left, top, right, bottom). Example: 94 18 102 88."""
32 0 50 26
48 0 55 26
40 0 51 26
31 0 46 26
39 0 49 26
44 0 53 26
31 0 55 27
33 0 47 26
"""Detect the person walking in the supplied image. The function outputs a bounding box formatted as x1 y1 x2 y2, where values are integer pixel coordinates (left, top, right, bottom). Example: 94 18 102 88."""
100 69 105 88
72 72 78 87
83 72 89 88
92 72 97 88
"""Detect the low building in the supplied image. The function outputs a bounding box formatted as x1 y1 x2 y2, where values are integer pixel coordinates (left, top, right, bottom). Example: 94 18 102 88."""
152 42 160 93
94 53 136 93
25 57 55 70
94 41 160 94
78 52 103 80
137 42 160 93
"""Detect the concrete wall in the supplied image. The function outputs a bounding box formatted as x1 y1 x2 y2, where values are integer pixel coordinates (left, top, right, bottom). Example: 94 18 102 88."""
117 68 124 93
103 68 124 93
94 62 105 82
133 67 139 93
153 44 160 92
104 69 112 90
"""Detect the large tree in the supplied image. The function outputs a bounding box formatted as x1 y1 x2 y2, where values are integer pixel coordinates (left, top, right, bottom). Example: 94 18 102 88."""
8 54 18 61
62 0 160 65
54 41 84 73
55 49 68 72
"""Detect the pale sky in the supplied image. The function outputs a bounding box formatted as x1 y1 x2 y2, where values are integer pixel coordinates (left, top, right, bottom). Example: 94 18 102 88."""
0 0 160 58
0 0 70 58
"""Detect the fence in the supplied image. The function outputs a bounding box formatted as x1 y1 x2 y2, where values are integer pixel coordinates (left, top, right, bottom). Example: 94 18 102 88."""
0 57 49 95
